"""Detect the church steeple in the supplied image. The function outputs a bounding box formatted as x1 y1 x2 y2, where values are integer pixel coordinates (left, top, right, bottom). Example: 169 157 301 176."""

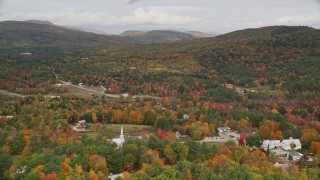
119 125 124 139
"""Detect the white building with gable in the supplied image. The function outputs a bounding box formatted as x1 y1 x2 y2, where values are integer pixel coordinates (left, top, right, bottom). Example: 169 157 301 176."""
261 140 281 151
281 137 302 150
261 137 301 151
112 126 125 148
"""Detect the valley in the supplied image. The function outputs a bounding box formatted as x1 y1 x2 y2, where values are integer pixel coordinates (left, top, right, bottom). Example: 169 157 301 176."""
0 21 319 179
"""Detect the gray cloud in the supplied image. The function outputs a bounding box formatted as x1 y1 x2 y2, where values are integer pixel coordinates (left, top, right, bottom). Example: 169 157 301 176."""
0 0 319 34
128 0 141 4
0 6 200 27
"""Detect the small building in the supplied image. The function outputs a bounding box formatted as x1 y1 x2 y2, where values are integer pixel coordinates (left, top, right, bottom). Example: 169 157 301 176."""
249 146 258 152
281 137 301 151
78 83 85 87
76 120 87 129
217 127 230 133
0 116 14 122
261 140 281 151
175 132 181 139
235 89 246 94
0 115 13 119
183 114 190 120
44 96 61 99
274 162 289 169
14 166 26 176
176 132 188 139
180 135 189 139
20 52 32 56
287 151 303 161
226 84 233 89
108 173 123 180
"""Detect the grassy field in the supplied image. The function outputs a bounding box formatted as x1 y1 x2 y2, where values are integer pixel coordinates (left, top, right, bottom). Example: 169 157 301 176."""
105 124 156 134
66 85 100 98
0 89 27 97
84 124 156 139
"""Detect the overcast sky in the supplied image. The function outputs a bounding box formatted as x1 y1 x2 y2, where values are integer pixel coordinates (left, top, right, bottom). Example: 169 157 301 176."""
0 0 319 34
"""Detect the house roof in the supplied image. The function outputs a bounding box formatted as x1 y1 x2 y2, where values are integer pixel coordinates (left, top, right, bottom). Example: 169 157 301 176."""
262 140 281 145
281 139 301 146
217 127 230 131
280 138 301 150
288 151 303 157
274 162 289 169
79 120 86 123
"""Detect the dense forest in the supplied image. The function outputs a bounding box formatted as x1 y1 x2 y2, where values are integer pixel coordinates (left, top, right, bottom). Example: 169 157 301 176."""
0 21 320 179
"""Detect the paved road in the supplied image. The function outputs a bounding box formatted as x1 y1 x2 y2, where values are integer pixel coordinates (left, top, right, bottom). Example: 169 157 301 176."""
49 66 161 100
60 80 121 98
60 80 161 100
0 89 27 97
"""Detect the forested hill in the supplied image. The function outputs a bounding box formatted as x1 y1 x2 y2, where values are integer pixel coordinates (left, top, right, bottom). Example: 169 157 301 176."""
0 24 319 95
0 21 130 49
181 26 320 91
0 21 214 49
120 30 210 44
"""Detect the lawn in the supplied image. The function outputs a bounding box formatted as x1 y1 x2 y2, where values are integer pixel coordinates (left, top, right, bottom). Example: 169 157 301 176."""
104 124 156 134
84 124 156 139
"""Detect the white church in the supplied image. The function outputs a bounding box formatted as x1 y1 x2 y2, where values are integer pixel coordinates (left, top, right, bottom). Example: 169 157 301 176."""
112 126 125 148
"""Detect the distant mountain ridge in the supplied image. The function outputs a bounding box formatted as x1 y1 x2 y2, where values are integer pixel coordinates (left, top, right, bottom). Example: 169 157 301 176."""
0 21 129 49
25 20 56 26
0 20 217 48
120 30 214 44
1 20 317 51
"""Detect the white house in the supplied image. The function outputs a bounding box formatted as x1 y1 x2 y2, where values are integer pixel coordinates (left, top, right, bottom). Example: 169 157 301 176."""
76 120 87 129
0 116 13 120
112 126 125 148
108 173 123 180
261 140 281 151
261 138 302 151
281 137 301 151
183 114 190 120
20 52 32 56
217 127 230 133
274 162 289 169
287 151 303 161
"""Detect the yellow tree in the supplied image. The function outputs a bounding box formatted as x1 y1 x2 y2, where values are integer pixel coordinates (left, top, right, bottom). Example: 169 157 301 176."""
89 170 99 180
88 154 108 176
273 131 283 140
92 112 97 123
259 120 281 140
202 122 210 137
301 129 318 147
311 142 320 154
122 171 131 180
112 110 123 123
164 145 176 164
237 118 249 130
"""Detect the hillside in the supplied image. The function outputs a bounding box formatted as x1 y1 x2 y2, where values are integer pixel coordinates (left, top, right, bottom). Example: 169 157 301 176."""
1 25 319 96
0 21 129 49
1 24 320 180
27 26 315 100
185 26 320 89
0 21 214 50
186 31 214 38
120 30 197 44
